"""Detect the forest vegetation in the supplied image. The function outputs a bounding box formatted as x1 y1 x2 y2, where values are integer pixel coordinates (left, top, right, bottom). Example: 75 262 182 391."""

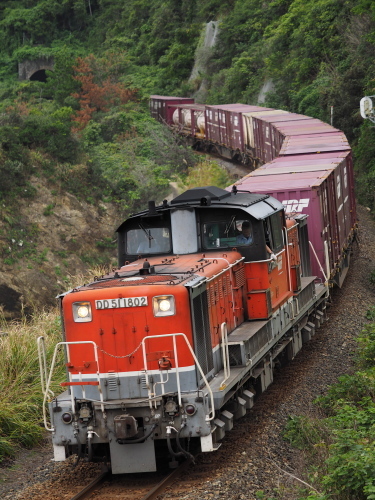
0 0 374 216
0 1 375 498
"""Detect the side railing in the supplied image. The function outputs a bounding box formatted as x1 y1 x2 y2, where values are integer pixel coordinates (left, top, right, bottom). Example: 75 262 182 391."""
37 337 104 431
219 322 231 390
141 333 215 421
38 332 216 428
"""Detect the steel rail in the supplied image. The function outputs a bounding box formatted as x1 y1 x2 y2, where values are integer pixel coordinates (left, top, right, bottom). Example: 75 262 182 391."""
140 456 194 500
69 467 110 500
69 456 193 500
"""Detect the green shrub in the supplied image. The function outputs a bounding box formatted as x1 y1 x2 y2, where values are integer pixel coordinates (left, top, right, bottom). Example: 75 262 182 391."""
357 323 375 368
283 415 330 452
43 203 55 216
322 398 375 499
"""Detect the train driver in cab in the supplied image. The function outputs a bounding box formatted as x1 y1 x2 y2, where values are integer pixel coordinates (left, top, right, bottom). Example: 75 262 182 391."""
236 220 253 245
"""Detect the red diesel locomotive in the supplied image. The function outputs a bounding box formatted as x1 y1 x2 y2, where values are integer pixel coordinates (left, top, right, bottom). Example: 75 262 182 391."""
38 98 356 474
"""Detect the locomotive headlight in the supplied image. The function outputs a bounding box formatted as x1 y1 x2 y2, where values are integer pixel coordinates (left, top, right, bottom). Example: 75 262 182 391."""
159 300 171 312
77 305 89 317
152 296 175 317
72 301 92 322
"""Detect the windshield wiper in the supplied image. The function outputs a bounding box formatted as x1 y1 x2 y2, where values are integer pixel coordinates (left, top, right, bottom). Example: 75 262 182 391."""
139 223 154 247
224 215 236 236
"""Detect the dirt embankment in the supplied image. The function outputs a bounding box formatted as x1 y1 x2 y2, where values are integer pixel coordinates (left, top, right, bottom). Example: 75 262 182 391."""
0 176 119 319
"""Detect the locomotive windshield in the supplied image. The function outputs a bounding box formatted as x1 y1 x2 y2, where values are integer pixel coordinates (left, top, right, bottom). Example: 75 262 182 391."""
126 227 171 254
202 218 253 249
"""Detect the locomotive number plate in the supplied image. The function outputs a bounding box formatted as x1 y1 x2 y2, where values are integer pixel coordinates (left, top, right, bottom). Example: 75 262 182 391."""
95 297 148 309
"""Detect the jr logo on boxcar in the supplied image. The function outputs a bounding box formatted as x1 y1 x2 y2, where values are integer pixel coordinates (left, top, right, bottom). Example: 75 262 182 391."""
282 199 310 213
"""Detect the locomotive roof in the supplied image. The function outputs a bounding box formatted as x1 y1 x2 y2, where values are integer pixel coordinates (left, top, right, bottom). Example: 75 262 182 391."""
116 186 283 232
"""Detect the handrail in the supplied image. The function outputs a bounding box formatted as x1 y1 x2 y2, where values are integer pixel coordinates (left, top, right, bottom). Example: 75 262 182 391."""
283 227 293 293
309 240 328 285
219 322 230 390
249 248 285 264
37 336 55 431
141 333 215 421
37 339 103 431
37 336 54 399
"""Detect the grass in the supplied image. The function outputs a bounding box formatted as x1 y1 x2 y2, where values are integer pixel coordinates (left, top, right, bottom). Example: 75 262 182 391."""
178 158 235 190
0 309 65 460
0 264 111 455
0 265 111 460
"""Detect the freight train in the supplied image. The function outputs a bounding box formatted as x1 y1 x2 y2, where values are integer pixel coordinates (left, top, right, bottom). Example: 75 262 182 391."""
38 96 357 474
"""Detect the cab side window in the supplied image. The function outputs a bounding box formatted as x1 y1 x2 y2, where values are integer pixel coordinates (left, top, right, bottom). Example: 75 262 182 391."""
267 212 284 253
202 218 253 249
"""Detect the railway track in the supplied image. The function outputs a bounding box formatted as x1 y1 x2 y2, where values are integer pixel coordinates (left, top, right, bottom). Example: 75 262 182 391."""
69 457 194 500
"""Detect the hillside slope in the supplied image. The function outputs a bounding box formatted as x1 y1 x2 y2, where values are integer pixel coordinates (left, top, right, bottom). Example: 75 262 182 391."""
0 175 118 319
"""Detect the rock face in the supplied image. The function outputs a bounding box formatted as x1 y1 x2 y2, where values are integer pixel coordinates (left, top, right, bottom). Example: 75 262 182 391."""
189 21 220 103
0 177 120 319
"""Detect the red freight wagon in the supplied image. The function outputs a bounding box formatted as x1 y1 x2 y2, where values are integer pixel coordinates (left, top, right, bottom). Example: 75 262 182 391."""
205 105 222 144
266 151 356 232
233 152 355 286
172 104 206 138
279 132 350 155
252 113 294 163
220 105 271 152
242 110 289 162
205 104 248 145
150 96 194 124
253 113 312 162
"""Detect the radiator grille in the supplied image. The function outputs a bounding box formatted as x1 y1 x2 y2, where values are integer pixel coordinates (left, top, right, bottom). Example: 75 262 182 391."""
107 372 119 391
219 279 223 299
192 291 213 376
248 323 271 357
233 265 246 289
209 285 215 306
298 280 314 310
228 345 243 366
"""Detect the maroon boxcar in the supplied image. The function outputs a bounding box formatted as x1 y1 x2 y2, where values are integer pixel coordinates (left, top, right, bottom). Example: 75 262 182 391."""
204 104 245 145
232 151 355 286
242 110 290 163
220 105 270 152
279 131 350 155
252 112 312 163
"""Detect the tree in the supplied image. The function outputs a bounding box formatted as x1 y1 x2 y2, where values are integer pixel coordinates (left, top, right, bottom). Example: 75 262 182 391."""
71 54 137 131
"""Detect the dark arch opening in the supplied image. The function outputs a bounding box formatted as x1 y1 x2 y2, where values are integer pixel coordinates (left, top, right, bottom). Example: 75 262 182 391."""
29 69 48 82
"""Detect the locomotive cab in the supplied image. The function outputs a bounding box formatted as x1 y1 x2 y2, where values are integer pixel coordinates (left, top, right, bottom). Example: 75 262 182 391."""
117 186 286 265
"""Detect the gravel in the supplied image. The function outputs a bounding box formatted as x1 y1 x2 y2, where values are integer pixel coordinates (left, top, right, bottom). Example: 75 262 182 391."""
0 205 374 500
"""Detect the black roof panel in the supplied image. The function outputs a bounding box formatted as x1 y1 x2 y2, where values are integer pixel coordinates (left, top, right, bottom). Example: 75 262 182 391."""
170 186 231 205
